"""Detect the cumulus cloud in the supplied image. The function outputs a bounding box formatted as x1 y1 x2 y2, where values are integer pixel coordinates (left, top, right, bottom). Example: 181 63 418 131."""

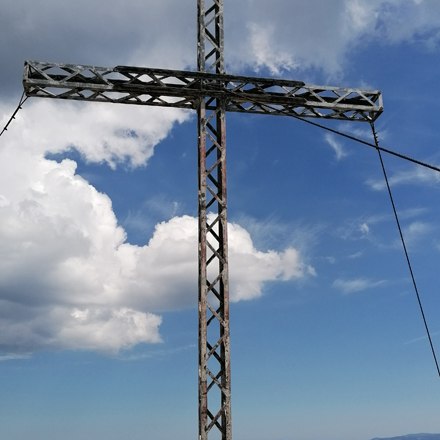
0 132 312 353
0 99 189 168
228 222 315 300
2 0 438 356
56 308 163 351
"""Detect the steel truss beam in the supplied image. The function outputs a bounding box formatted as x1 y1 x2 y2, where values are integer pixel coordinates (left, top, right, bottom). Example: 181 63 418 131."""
23 61 383 122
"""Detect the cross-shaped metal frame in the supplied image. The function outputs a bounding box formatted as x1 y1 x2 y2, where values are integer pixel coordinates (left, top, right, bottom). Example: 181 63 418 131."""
22 1 383 439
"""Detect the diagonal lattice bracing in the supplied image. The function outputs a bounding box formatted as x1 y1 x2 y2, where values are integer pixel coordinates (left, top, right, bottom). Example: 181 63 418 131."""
197 2 231 439
24 61 382 122
198 98 231 440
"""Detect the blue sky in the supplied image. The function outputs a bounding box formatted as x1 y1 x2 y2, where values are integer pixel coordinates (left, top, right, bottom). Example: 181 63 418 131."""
0 1 440 439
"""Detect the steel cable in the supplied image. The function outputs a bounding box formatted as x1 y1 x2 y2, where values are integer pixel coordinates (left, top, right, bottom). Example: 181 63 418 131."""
0 91 29 138
290 114 440 173
370 122 440 377
243 97 440 174
244 98 440 375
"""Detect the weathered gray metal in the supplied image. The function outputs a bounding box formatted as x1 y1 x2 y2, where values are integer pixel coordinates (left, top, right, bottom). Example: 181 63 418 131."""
21 2 383 440
197 2 231 440
23 61 383 122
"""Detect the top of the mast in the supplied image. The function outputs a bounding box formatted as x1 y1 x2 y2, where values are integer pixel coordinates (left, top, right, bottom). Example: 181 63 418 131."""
198 0 225 74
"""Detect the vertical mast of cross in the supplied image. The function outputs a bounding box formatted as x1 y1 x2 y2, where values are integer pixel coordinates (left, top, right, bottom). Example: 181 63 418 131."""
197 1 232 440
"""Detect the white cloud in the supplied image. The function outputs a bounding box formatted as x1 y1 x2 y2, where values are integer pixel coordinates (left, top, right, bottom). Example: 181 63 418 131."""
2 0 439 356
2 99 189 168
117 343 196 362
56 307 163 351
0 353 32 362
2 0 440 97
347 251 364 259
324 133 348 161
226 0 440 78
345 1 378 34
403 221 434 246
404 330 440 346
0 137 312 353
227 0 350 76
404 333 425 345
245 22 297 74
371 0 440 46
366 167 440 191
359 223 370 236
332 277 386 294
228 222 315 300
337 219 375 241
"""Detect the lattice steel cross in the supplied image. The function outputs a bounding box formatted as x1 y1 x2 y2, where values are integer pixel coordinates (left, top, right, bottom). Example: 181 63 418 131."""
22 1 383 440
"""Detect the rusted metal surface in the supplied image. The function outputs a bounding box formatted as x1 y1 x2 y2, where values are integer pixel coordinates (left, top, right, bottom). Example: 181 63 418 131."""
23 61 383 122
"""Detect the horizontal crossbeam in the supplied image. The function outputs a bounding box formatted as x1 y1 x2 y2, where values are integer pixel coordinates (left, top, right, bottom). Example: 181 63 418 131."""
23 61 383 121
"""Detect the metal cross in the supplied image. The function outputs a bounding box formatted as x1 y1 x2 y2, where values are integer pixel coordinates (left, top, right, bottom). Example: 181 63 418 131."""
22 1 383 439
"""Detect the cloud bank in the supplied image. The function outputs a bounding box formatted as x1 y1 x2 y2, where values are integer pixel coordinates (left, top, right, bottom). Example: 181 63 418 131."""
0 101 313 353
2 0 440 355
1 0 440 97
226 0 440 77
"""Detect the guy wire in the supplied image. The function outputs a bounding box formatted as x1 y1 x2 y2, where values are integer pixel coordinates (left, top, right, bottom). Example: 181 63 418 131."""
370 121 440 377
0 91 29 138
